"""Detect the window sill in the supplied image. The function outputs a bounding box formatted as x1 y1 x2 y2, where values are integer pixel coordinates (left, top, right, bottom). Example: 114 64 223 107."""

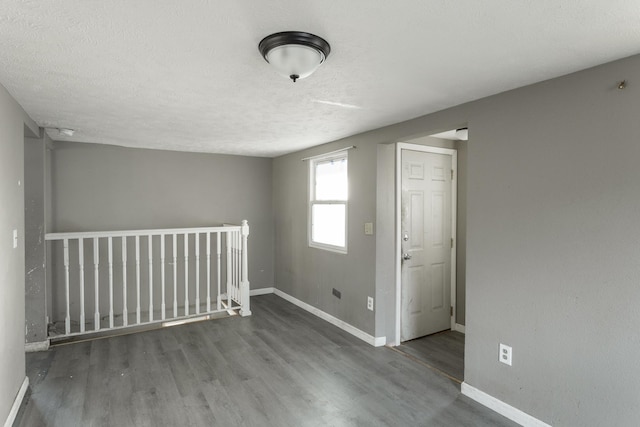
309 241 348 254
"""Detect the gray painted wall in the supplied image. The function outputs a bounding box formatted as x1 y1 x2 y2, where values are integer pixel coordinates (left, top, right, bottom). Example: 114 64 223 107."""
24 136 48 343
458 58 640 426
0 83 38 423
274 142 378 335
274 54 640 425
49 141 274 296
375 143 395 339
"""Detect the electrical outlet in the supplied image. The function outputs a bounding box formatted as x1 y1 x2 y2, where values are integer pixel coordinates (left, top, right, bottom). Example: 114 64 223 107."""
13 229 18 249
367 296 374 311
499 343 512 366
332 288 341 299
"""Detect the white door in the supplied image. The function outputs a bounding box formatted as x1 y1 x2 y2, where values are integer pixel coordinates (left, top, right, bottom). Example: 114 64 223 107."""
401 149 453 341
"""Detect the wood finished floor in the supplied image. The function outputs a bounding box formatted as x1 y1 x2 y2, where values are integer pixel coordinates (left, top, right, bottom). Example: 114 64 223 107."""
397 330 465 382
16 294 515 426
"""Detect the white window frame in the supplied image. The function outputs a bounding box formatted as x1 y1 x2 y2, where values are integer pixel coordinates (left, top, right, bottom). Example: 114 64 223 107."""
308 151 348 254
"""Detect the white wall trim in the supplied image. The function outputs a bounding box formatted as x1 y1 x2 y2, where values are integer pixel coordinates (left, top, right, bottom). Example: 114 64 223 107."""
3 376 29 427
461 382 551 427
25 340 50 353
250 287 275 296
272 289 386 347
455 323 466 334
373 336 387 346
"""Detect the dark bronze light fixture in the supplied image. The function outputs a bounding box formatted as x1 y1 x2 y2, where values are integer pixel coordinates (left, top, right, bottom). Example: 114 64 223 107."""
259 31 331 82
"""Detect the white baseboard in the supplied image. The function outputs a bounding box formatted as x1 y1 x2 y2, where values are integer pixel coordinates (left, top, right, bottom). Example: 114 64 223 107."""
3 376 29 427
272 288 386 347
25 340 50 353
461 382 551 427
455 323 466 334
372 336 387 346
250 287 275 296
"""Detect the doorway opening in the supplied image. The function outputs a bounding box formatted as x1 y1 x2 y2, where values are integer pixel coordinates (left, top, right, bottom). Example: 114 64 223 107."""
392 127 467 378
395 143 457 342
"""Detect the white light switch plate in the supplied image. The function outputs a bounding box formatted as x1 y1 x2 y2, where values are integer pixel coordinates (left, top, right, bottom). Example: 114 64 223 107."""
13 229 18 249
364 222 374 235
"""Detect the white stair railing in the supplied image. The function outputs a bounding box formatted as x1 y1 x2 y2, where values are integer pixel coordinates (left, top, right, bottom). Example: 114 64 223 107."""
45 221 250 338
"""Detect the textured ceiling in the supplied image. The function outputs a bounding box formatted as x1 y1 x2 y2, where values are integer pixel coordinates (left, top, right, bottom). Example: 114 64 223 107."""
1 1 639 157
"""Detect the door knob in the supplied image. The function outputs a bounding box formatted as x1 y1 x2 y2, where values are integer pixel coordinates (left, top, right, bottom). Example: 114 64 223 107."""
402 253 412 261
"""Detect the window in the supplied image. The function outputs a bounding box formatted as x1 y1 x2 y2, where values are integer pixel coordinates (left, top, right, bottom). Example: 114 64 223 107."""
309 152 348 253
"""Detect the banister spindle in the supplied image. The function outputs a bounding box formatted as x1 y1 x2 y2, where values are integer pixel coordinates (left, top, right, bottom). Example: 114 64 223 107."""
231 231 236 301
148 235 153 322
231 231 235 302
122 236 128 326
93 237 100 331
136 235 141 324
161 234 166 320
108 237 114 328
237 231 241 301
226 231 232 308
173 234 178 318
195 232 200 314
234 231 239 301
206 232 211 312
78 238 85 333
237 230 242 301
184 233 189 316
216 232 221 310
63 239 71 335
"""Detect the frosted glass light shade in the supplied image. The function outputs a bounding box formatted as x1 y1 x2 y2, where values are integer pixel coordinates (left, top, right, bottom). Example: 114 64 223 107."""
265 44 325 81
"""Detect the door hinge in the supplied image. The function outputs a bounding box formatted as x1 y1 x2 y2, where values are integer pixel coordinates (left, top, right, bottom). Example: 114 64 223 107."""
451 169 454 180
450 306 454 316
451 238 454 249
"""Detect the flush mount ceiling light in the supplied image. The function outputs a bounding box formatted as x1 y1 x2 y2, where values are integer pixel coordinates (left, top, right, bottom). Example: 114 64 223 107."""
259 31 331 82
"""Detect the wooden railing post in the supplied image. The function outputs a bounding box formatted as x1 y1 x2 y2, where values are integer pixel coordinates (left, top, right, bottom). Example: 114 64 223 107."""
239 220 251 317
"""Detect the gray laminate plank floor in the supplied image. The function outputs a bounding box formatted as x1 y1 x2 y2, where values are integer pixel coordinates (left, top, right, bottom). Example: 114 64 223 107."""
397 330 465 382
16 294 515 427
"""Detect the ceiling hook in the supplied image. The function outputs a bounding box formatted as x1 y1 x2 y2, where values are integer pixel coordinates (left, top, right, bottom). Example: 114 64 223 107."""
618 80 627 90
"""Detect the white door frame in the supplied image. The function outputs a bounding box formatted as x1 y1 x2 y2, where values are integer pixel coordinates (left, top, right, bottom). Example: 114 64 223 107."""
395 142 458 345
